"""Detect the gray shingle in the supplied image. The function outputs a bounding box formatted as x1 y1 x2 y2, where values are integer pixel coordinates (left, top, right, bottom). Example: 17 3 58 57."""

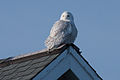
1 72 17 80
1 67 16 76
0 44 68 80
15 65 31 72
14 68 35 78
32 67 44 74
31 55 49 63
16 60 32 68
1 63 17 71
11 77 21 80
20 74 36 80
0 76 4 80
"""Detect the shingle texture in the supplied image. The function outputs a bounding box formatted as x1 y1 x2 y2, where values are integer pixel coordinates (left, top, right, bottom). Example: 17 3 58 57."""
0 44 68 80
0 44 102 80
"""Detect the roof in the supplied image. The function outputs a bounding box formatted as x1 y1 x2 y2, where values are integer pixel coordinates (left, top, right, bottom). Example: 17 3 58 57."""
0 44 102 80
0 44 69 80
34 44 102 80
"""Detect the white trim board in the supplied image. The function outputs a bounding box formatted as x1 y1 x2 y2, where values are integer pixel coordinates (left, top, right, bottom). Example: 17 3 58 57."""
33 46 102 80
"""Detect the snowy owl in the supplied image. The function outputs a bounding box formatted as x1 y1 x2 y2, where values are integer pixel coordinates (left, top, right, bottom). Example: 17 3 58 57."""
45 11 78 49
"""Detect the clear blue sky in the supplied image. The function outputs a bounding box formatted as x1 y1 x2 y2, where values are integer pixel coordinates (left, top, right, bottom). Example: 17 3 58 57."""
0 0 120 80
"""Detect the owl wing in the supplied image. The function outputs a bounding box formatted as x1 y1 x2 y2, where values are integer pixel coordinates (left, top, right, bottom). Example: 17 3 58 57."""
45 20 72 49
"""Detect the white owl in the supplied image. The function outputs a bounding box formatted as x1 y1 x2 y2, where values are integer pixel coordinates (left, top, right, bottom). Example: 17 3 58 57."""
45 11 78 49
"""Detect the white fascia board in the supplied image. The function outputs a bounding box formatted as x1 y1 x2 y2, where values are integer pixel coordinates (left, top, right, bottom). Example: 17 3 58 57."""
69 46 101 80
33 49 69 80
33 46 101 80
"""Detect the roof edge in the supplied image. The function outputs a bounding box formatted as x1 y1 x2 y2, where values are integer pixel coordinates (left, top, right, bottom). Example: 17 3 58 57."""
0 44 71 68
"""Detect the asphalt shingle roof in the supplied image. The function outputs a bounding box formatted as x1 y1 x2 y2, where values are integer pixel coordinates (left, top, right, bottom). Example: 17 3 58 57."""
0 44 68 80
0 44 102 80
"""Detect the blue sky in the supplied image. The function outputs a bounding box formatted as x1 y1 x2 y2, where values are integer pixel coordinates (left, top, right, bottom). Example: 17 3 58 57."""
0 0 120 80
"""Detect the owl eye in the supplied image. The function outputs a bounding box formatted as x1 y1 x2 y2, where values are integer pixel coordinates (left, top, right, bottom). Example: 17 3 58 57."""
67 15 70 17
